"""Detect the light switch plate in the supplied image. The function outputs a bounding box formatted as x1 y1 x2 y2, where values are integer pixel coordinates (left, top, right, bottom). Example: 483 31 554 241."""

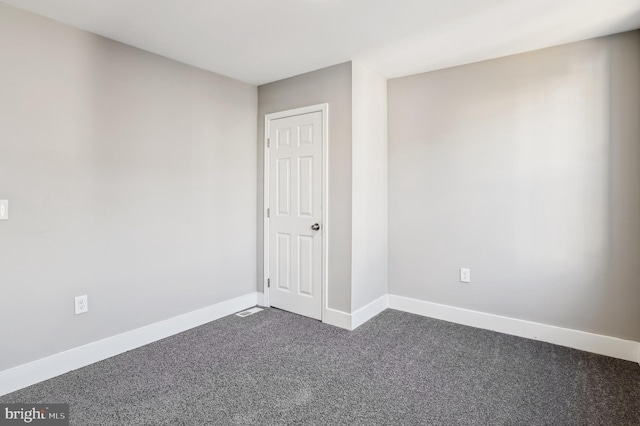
0 200 7 220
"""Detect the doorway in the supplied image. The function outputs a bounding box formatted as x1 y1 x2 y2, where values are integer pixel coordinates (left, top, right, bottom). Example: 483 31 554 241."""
263 104 328 320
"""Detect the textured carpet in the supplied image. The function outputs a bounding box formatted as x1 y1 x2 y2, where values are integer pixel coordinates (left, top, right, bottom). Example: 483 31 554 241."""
1 308 639 425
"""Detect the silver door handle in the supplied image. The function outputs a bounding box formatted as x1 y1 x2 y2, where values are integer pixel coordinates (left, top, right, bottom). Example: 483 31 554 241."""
311 223 320 231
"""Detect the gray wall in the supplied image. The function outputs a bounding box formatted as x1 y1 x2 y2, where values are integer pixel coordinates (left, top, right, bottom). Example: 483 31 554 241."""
0 3 257 371
351 62 388 311
389 31 640 341
258 63 353 313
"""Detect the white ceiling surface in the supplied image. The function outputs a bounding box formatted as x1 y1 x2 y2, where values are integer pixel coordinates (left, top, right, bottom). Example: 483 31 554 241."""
3 0 640 85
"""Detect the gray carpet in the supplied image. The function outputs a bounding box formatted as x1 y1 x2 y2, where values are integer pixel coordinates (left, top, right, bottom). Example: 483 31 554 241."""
1 308 639 425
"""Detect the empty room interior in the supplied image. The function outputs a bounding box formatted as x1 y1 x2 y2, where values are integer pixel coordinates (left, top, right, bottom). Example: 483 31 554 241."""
0 0 639 424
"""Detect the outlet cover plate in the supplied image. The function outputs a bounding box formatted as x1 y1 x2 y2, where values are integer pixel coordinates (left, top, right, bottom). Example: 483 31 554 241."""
0 200 7 220
75 295 88 315
460 268 471 283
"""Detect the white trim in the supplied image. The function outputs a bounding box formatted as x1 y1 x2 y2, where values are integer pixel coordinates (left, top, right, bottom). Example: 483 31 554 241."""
352 295 388 330
388 294 640 363
323 295 388 331
263 111 270 308
0 292 258 397
265 104 329 121
323 307 352 330
263 104 329 322
322 105 329 329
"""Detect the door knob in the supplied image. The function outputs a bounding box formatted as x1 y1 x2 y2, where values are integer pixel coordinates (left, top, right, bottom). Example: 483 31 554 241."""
311 223 320 231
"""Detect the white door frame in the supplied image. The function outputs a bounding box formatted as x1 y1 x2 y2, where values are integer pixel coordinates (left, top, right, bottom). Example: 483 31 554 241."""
263 103 329 321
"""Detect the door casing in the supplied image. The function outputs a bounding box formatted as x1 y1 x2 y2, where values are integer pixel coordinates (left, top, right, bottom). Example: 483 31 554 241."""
263 103 329 321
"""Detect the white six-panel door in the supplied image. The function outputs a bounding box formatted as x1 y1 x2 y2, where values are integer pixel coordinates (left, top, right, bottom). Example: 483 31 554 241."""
267 111 323 320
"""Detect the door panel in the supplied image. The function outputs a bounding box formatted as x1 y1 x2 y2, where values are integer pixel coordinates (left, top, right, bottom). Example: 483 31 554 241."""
276 158 291 215
276 233 291 291
268 111 323 320
298 235 314 296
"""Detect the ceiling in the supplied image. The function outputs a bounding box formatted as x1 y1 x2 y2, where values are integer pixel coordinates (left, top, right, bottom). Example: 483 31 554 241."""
3 0 640 85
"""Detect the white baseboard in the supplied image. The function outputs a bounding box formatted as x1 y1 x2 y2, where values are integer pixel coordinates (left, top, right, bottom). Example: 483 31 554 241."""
388 294 640 364
352 295 388 330
5 290 634 397
323 307 352 330
323 295 388 331
0 292 258 397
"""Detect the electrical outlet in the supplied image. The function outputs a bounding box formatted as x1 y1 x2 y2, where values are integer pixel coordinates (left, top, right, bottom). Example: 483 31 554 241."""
75 295 88 315
460 268 471 283
0 200 7 220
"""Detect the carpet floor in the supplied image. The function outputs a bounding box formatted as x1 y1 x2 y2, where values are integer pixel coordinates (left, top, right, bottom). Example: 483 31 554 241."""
1 308 639 425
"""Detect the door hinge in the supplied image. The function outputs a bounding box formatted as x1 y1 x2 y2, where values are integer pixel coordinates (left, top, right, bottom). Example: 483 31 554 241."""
267 278 270 288
267 138 271 148
267 208 270 218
